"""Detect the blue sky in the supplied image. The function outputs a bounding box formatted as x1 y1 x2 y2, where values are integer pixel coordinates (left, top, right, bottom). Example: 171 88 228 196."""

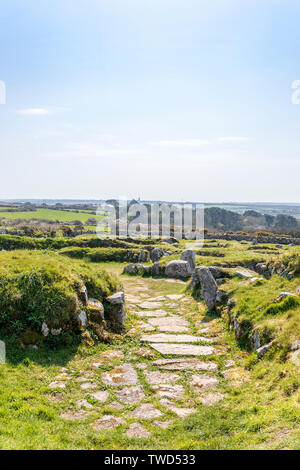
1 0 300 201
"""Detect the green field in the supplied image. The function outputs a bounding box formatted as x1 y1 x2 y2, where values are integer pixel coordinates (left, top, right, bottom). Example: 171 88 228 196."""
0 208 104 223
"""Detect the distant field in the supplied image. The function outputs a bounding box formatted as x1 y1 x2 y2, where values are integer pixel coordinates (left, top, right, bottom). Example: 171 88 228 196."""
0 208 104 224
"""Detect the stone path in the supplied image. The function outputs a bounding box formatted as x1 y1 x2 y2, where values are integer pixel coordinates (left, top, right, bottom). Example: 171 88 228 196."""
48 274 242 440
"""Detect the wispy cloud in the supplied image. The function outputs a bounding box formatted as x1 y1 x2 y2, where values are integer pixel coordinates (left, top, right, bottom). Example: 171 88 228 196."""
149 139 210 147
217 136 249 142
17 107 64 116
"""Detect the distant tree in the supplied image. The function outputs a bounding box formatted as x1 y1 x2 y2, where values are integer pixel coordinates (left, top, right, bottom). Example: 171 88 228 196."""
244 210 262 217
264 214 275 227
274 214 298 228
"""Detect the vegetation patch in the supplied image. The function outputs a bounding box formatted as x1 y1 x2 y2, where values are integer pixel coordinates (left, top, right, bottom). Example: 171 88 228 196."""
0 251 120 342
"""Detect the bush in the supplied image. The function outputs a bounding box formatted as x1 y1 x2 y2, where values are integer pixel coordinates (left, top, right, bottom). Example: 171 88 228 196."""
0 250 120 338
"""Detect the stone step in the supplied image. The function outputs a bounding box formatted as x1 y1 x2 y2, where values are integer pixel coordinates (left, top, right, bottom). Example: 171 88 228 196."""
149 343 215 356
152 358 218 371
141 333 213 344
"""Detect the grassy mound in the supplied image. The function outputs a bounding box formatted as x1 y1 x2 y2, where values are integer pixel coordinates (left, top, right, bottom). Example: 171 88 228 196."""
0 250 120 341
59 246 140 262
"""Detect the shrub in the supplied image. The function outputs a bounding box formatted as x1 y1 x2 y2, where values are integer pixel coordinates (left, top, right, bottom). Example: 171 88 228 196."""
0 250 120 338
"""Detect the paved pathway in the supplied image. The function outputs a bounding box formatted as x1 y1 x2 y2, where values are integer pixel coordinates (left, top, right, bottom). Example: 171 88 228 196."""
47 275 245 440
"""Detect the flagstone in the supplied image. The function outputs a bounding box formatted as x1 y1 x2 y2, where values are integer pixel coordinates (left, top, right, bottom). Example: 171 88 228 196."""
153 358 218 371
149 343 215 356
135 310 167 318
144 370 180 385
135 363 148 370
115 385 145 404
100 350 124 361
76 399 93 410
90 390 109 402
139 301 164 309
153 384 185 399
54 373 71 380
80 382 97 390
130 404 163 419
166 294 184 300
107 401 124 410
141 333 212 343
170 407 196 418
148 317 190 333
198 392 225 406
191 374 219 391
152 420 173 429
101 363 138 386
137 321 155 332
49 381 66 389
126 423 151 439
136 348 155 358
92 415 125 431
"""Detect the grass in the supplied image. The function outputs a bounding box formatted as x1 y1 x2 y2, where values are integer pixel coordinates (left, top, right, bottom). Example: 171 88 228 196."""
0 240 299 449
0 208 104 223
0 250 120 341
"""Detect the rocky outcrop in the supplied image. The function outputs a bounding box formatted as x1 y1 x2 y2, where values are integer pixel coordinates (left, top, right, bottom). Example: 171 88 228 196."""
196 267 218 310
87 298 104 324
150 248 164 262
180 249 196 271
233 319 243 340
256 341 274 358
165 260 192 279
106 292 126 327
138 249 150 263
251 329 261 350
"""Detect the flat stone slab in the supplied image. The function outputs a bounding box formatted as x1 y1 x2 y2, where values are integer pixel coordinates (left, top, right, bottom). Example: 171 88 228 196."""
101 363 138 386
80 382 97 390
91 350 124 368
141 333 212 343
148 317 190 333
152 420 173 429
92 415 125 431
135 310 167 318
144 370 180 385
198 392 225 406
170 407 196 418
49 381 66 389
138 301 164 309
137 321 155 332
235 268 257 279
150 343 215 356
126 423 151 439
107 401 124 410
191 374 219 391
153 358 218 371
166 294 184 300
153 384 185 399
130 404 163 419
148 296 166 302
90 390 109 402
136 347 155 358
76 399 93 409
115 385 145 404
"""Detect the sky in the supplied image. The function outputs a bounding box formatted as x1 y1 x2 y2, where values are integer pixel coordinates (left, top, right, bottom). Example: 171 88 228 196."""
1 0 300 202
